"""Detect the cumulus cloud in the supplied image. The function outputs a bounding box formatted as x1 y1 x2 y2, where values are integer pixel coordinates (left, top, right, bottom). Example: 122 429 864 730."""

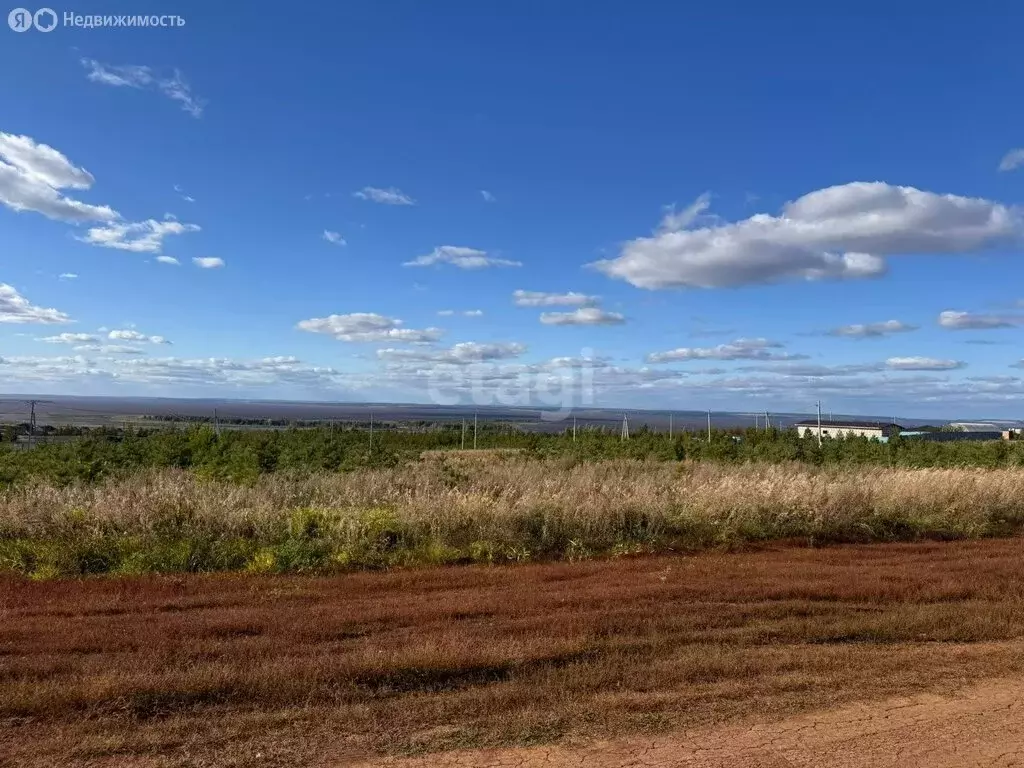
404 245 522 269
353 186 415 205
0 132 118 222
0 354 348 390
193 257 224 269
41 332 98 344
885 357 965 371
79 218 200 253
0 283 72 324
826 319 918 338
74 344 145 355
938 310 1023 330
539 307 626 326
738 362 885 377
297 313 442 343
998 149 1024 172
82 60 206 117
323 230 346 246
108 329 171 344
437 309 484 317
155 256 180 265
512 290 598 307
59 272 78 280
646 338 808 363
377 342 526 364
593 182 1020 289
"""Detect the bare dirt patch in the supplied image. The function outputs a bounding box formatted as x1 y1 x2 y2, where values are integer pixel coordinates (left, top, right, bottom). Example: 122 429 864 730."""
357 675 1024 767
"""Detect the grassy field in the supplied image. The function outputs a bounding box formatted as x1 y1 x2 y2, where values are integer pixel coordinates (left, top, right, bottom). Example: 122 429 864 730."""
3 539 1024 766
3 456 1024 576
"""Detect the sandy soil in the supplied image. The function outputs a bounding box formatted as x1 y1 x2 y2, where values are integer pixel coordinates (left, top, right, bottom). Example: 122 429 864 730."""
356 677 1024 767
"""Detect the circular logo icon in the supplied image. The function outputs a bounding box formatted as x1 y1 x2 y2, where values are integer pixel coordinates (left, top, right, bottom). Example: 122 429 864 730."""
8 7 33 31
33 7 56 31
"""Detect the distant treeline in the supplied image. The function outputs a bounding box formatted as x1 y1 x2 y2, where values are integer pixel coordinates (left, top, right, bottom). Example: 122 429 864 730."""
138 414 486 430
1 424 92 441
1 423 1023 487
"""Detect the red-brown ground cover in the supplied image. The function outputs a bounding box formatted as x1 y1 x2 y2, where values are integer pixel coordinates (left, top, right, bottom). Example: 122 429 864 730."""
3 539 1024 767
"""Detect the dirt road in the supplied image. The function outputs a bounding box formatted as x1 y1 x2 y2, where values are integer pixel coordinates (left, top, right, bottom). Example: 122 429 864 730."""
359 677 1024 767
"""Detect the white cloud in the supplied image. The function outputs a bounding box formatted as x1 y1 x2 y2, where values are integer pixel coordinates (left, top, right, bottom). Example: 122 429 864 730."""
0 283 72 324
41 332 98 344
463 309 484 317
738 362 885 377
481 190 496 203
0 354 355 391
79 219 200 253
353 186 415 205
82 60 206 117
593 182 1020 289
156 256 180 265
437 309 455 316
158 69 205 118
377 342 526 364
646 338 808 363
323 230 346 246
74 344 145 355
59 272 78 280
512 290 598 307
404 245 522 269
438 309 484 317
827 319 918 338
0 132 118 222
885 357 965 371
938 310 1023 330
173 184 196 204
193 257 224 269
658 192 712 233
297 313 442 343
108 329 171 344
82 60 154 87
539 307 626 326
998 149 1024 172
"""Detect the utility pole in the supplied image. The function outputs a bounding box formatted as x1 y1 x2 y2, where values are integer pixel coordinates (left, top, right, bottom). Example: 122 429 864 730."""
765 410 770 430
621 413 629 441
707 410 711 442
27 399 37 449
213 408 220 437
461 418 466 450
572 415 577 442
473 413 478 449
368 410 374 458
23 399 53 449
816 400 823 447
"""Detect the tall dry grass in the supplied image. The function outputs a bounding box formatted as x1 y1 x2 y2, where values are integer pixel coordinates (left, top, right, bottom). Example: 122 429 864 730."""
2 457 1024 575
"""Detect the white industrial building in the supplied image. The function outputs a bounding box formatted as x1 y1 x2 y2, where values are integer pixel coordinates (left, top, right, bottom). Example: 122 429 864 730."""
795 419 903 440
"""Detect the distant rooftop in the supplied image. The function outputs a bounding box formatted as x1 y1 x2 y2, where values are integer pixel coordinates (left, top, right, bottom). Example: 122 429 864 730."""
793 419 903 429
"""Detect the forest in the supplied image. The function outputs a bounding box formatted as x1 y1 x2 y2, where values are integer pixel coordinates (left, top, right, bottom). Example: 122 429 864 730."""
1 422 1022 487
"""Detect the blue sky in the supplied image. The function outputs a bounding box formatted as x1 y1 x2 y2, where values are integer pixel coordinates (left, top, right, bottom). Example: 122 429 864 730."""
3 1 1024 417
